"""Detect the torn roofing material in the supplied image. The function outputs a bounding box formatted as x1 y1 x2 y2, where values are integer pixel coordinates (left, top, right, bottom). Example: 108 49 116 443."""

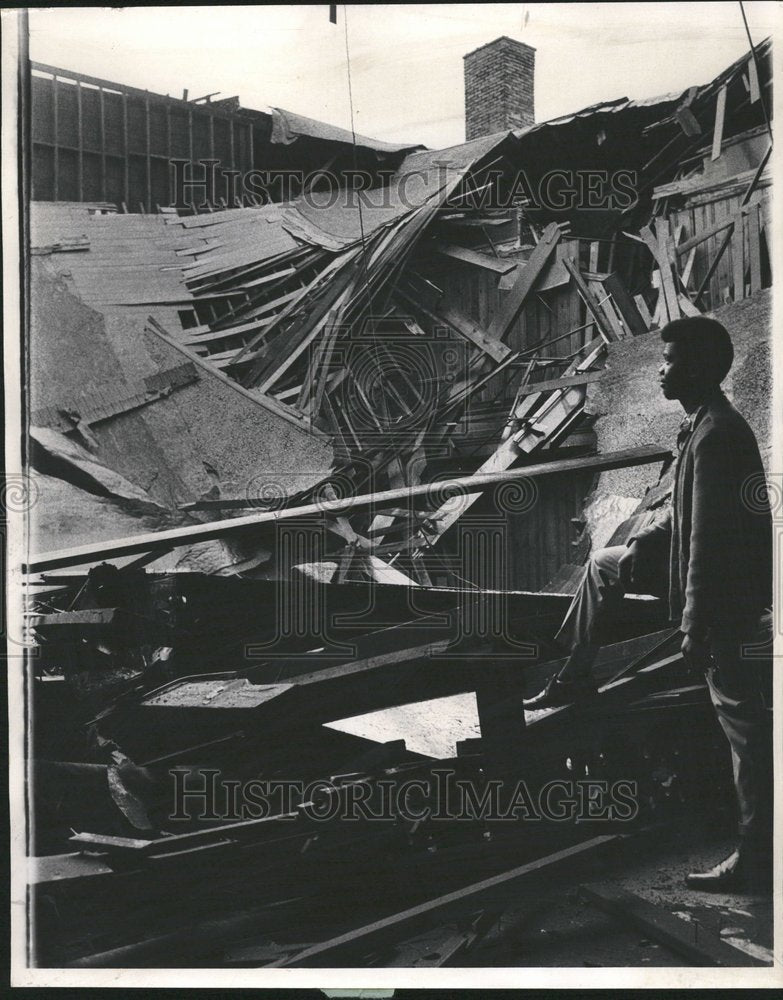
270 106 423 155
30 261 334 511
513 35 771 141
279 131 513 249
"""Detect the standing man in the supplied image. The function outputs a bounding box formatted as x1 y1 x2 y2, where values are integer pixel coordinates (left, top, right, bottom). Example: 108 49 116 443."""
523 316 773 890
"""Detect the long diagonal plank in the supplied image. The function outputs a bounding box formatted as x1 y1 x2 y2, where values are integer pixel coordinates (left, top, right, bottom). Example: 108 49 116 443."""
486 223 562 342
25 445 669 572
274 834 619 966
515 370 604 397
580 883 767 967
562 258 614 343
395 287 511 363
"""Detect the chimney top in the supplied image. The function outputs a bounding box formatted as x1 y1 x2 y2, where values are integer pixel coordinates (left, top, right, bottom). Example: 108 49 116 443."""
464 36 536 141
463 35 537 60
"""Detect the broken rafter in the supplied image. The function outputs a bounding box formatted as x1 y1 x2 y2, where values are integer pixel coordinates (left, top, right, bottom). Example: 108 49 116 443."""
693 225 734 308
514 370 604 398
396 286 510 364
561 258 614 343
486 222 562 343
434 243 517 275
27 446 669 571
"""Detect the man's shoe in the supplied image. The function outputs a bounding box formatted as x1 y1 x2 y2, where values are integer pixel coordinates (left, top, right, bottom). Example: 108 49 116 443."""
522 674 597 710
685 848 749 891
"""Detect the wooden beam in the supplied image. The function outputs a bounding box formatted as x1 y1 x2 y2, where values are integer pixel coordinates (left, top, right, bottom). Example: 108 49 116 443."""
515 370 604 398
633 294 653 330
711 84 727 162
731 219 745 301
435 301 511 363
642 223 679 322
694 224 734 308
562 258 613 343
677 294 701 318
27 446 670 572
747 201 762 293
580 883 766 967
276 835 619 966
396 288 511 364
589 279 625 340
680 247 697 288
676 216 735 256
486 223 562 342
434 243 517 275
747 56 761 104
601 273 648 336
741 144 772 206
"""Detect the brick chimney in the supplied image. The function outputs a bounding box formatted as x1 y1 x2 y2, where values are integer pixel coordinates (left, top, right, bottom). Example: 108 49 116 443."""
464 36 535 140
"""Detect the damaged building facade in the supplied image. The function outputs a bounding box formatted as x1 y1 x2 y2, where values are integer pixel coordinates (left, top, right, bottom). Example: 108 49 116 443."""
23 32 775 969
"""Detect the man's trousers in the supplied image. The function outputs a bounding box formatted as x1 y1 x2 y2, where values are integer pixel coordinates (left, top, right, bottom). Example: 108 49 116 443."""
554 545 772 841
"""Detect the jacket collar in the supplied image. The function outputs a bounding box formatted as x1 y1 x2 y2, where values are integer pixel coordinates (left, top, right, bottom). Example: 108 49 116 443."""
677 388 726 450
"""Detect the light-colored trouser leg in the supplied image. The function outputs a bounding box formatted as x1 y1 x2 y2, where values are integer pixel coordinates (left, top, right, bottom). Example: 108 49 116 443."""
706 613 772 840
553 545 628 679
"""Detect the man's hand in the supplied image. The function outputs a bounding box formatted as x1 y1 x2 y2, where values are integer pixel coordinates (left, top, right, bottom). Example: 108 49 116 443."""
681 632 712 673
618 541 641 591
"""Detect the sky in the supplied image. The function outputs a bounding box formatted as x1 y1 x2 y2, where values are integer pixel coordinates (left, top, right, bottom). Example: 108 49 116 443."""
27 3 778 149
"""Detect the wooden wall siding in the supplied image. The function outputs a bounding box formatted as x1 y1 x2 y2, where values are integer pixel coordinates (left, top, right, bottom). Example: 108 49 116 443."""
669 187 771 312
31 68 253 212
504 469 595 593
440 468 595 592
433 247 587 406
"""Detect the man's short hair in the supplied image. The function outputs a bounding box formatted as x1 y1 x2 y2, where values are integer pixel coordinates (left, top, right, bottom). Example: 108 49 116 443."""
661 316 734 386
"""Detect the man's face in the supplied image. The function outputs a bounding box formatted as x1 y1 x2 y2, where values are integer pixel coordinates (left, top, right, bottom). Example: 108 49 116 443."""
658 340 693 401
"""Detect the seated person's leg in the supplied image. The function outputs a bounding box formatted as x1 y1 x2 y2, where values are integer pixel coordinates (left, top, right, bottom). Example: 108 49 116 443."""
555 545 628 681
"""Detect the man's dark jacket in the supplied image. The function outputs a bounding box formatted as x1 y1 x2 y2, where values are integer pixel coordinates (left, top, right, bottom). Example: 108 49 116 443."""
630 389 772 637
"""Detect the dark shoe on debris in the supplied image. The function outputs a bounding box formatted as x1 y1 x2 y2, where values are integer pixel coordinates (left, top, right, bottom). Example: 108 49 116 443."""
685 847 769 892
522 674 597 710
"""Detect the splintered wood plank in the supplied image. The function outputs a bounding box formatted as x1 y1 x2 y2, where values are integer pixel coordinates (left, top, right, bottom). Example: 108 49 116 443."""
711 85 727 161
434 243 517 274
515 370 604 397
633 294 653 330
406 341 611 547
747 56 761 103
650 294 663 329
694 224 734 308
731 219 745 301
26 445 667 572
589 279 625 340
676 216 734 255
747 202 762 293
654 224 680 321
680 247 697 288
486 223 561 342
562 258 613 343
677 293 701 317
600 273 647 336
580 883 766 967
